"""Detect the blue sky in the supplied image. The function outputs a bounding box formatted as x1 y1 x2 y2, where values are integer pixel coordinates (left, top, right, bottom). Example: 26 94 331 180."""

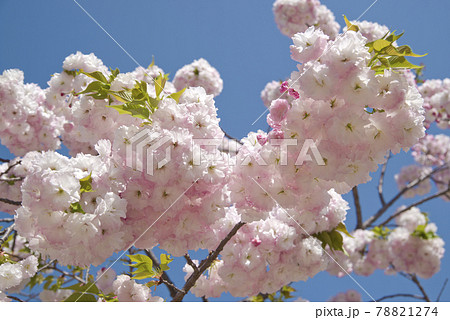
0 0 449 302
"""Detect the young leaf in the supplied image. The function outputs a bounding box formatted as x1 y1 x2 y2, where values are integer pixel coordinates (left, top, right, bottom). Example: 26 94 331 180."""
80 70 108 84
69 202 86 214
63 282 100 295
168 87 186 103
79 173 94 194
64 292 97 302
343 15 359 32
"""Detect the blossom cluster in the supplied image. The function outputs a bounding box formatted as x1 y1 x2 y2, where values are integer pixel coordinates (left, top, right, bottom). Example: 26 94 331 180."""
0 69 64 156
112 275 163 302
173 58 223 97
327 207 445 279
328 289 362 302
410 134 450 200
418 79 450 129
111 87 231 256
273 0 340 39
0 256 38 293
184 191 348 298
14 142 129 266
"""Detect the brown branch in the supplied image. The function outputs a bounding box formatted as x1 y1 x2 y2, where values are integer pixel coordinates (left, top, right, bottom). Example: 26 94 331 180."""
0 223 15 245
411 274 431 302
7 295 24 302
362 164 448 229
171 221 245 302
0 198 21 206
436 278 448 302
379 186 450 227
184 254 199 274
0 160 21 176
376 293 425 302
0 157 12 163
352 186 363 229
377 154 389 207
144 249 180 299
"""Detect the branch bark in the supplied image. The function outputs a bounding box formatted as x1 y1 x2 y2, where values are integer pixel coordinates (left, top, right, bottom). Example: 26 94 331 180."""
362 164 448 229
352 186 363 229
171 221 245 302
379 186 450 227
144 249 180 299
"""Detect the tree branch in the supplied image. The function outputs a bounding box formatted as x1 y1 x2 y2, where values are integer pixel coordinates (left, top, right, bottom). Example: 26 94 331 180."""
352 186 363 229
0 223 15 245
171 221 245 302
184 254 199 274
362 164 448 229
144 249 180 298
0 198 21 206
411 274 430 302
436 278 448 302
376 293 425 302
0 160 21 176
379 186 450 227
377 154 389 207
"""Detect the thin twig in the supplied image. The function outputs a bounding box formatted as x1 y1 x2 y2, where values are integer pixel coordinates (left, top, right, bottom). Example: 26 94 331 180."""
184 254 199 274
144 249 180 298
352 186 363 229
0 218 14 223
7 295 24 302
376 293 425 302
436 278 448 302
172 221 245 302
0 157 11 163
379 186 450 227
221 127 243 145
411 274 431 302
0 223 15 245
362 164 448 229
51 265 86 284
0 160 21 176
377 154 389 207
0 198 21 206
201 296 209 302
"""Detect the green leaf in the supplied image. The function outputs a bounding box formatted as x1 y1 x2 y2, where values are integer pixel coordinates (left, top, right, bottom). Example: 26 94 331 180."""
69 202 86 214
126 254 158 280
335 222 353 238
77 81 103 96
159 254 173 272
81 70 108 84
343 15 359 32
412 224 438 240
63 282 100 295
168 87 186 103
110 91 133 103
372 226 391 239
154 73 167 97
109 103 150 120
385 31 404 43
64 292 97 302
372 39 392 52
384 45 427 57
79 173 94 194
387 56 424 70
148 56 155 69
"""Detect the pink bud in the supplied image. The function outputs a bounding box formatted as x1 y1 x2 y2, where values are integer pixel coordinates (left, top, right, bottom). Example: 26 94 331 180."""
269 99 290 123
251 237 262 247
280 81 289 93
63 122 74 133
288 88 300 99
257 134 267 146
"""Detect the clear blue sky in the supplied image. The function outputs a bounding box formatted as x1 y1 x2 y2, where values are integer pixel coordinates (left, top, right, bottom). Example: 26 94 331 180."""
0 0 449 302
